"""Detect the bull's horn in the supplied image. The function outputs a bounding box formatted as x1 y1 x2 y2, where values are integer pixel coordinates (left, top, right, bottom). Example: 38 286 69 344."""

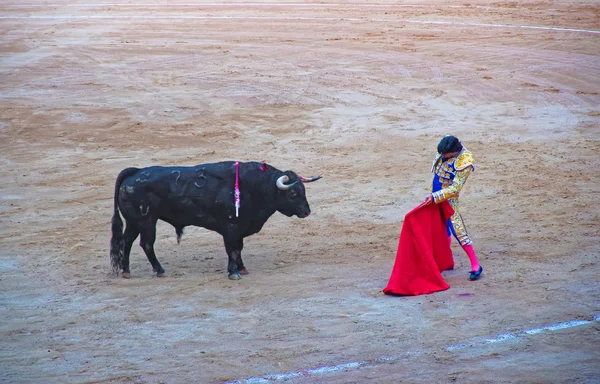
276 175 298 190
300 175 323 183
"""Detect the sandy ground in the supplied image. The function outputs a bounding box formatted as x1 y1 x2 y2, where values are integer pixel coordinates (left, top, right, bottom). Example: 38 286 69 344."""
1 1 599 383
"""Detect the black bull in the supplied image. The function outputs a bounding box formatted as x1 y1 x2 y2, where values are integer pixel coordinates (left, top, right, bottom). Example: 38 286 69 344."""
110 161 321 280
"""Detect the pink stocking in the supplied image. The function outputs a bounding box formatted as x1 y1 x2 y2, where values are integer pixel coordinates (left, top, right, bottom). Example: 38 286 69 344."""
462 244 480 272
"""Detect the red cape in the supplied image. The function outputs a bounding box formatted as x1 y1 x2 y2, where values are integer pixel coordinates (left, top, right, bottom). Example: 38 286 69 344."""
383 201 455 296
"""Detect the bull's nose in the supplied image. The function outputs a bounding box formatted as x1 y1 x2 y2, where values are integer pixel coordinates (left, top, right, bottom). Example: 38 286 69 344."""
298 211 311 218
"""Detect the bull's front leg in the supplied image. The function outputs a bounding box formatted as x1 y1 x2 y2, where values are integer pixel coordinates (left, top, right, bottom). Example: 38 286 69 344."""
224 237 245 280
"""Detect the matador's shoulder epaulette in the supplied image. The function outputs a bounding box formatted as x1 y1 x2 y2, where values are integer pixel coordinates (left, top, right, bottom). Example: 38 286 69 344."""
455 149 475 171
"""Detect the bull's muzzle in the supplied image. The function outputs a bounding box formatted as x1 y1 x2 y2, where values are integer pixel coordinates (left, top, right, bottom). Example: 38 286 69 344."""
297 210 311 219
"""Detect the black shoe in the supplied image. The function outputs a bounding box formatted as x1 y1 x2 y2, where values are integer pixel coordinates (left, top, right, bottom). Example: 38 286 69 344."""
470 266 483 281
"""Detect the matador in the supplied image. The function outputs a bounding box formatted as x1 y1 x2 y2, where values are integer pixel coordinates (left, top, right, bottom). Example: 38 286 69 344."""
425 135 483 280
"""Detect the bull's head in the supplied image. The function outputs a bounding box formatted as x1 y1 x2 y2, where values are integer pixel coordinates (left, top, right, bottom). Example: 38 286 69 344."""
275 172 322 218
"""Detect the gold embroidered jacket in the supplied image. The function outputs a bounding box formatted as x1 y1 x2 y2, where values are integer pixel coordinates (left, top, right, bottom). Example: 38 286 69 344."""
431 149 475 204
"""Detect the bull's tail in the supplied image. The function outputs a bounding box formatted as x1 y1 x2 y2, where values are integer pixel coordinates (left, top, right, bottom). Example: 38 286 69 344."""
110 167 139 274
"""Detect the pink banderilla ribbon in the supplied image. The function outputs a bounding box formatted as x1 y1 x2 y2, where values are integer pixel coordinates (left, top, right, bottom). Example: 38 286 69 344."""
234 161 240 217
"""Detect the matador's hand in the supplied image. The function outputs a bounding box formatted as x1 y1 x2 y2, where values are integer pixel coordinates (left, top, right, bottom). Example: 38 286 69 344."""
423 194 434 206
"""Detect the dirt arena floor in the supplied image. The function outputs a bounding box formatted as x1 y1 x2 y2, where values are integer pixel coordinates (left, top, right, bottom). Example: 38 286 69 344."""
1 1 599 383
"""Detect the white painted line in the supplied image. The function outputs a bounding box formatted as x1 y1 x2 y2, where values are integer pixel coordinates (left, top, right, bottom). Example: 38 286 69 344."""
0 3 534 9
229 362 364 384
224 314 599 384
0 15 361 21
0 14 598 35
309 361 361 374
394 19 600 34
446 317 599 351
484 333 517 344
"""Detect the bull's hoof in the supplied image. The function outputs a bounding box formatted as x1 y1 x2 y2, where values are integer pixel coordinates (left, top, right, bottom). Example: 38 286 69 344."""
122 272 131 279
156 272 166 277
228 273 242 280
240 268 249 275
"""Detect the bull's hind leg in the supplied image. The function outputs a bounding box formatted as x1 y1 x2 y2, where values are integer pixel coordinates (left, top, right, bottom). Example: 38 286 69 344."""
121 224 140 278
139 223 166 277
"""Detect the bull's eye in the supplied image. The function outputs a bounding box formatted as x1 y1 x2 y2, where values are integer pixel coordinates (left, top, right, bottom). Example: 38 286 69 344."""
289 189 298 199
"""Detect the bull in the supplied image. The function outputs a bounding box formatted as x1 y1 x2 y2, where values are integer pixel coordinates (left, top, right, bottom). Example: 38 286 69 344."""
109 161 321 280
